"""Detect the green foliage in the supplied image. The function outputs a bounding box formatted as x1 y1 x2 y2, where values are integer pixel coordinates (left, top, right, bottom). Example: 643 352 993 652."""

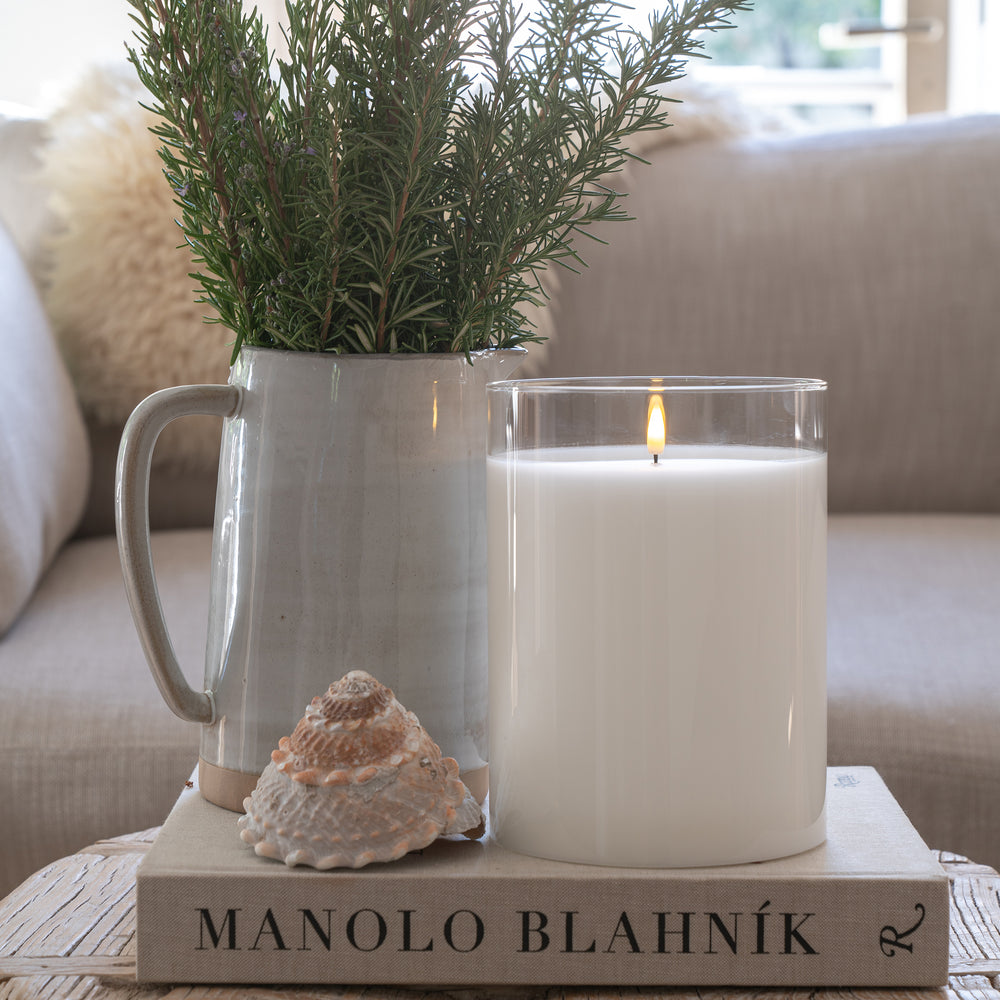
127 0 748 359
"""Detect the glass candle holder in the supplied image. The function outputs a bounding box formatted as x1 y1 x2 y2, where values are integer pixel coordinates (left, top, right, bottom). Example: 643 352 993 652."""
486 376 827 867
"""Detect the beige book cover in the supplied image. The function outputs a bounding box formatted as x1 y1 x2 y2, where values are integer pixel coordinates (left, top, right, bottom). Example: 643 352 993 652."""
136 766 948 987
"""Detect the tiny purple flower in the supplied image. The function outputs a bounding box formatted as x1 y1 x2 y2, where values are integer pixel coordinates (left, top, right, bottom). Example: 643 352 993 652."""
234 110 248 124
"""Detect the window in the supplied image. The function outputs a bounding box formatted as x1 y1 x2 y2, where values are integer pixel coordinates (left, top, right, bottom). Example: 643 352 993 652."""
688 0 908 126
687 0 1000 126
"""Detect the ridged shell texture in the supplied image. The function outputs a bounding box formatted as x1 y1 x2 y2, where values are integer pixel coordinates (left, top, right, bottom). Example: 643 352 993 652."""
238 670 483 868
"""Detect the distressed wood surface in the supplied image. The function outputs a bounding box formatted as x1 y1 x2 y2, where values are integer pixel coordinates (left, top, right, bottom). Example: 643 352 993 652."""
0 833 998 1000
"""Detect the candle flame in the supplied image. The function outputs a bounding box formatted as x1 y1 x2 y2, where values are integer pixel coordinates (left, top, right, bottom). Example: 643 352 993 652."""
647 395 666 460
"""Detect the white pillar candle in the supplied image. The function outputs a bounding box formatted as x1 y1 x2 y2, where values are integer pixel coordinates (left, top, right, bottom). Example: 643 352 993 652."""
487 443 826 867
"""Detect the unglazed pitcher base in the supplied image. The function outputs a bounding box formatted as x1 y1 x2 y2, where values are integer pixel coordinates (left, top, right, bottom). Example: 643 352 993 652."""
199 758 260 812
461 764 488 805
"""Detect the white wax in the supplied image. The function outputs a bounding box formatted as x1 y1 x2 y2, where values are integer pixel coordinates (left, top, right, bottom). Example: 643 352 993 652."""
487 445 827 867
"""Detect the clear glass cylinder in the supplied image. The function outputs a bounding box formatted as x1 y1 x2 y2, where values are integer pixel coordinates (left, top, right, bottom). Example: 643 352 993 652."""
486 376 827 867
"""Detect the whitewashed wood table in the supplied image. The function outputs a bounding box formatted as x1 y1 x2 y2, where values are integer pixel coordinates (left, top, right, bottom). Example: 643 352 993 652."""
0 831 998 1000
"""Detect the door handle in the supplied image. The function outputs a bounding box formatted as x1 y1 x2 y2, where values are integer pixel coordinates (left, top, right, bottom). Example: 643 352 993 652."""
819 17 944 47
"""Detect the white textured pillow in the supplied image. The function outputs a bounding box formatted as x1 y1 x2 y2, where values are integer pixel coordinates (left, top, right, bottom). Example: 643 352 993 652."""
0 221 90 633
40 65 231 473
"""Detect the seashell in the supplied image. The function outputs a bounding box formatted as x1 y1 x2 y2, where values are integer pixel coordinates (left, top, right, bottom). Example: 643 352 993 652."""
238 670 484 869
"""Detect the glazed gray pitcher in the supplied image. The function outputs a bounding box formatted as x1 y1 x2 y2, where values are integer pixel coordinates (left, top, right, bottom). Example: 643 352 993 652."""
116 346 523 811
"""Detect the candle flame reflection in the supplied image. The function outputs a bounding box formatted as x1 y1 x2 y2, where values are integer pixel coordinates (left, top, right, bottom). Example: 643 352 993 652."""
647 395 666 461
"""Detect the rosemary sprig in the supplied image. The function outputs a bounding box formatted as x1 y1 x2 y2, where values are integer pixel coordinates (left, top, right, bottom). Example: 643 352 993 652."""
127 0 748 360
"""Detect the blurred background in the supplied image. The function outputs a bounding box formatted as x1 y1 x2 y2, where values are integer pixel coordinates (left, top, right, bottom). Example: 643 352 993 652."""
2 0 998 127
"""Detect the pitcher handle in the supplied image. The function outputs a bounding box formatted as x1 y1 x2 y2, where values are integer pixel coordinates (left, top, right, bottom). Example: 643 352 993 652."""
115 384 242 724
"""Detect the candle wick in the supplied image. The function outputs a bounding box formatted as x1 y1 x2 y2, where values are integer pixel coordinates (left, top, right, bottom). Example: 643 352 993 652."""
653 453 659 465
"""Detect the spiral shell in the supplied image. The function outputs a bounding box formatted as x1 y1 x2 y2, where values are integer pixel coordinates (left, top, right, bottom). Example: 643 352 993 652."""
238 671 484 869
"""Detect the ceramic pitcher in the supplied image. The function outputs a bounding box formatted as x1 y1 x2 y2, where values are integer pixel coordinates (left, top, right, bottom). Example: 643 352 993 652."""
116 347 523 810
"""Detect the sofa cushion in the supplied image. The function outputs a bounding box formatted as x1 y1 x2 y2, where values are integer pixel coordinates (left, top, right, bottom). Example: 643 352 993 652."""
0 529 208 897
536 113 1000 513
0 220 90 634
827 513 1000 868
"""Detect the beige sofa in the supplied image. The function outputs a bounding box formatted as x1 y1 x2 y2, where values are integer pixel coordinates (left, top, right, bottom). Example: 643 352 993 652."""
1 100 998 899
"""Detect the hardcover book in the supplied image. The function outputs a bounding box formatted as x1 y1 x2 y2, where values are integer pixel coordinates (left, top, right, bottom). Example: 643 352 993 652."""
135 766 948 987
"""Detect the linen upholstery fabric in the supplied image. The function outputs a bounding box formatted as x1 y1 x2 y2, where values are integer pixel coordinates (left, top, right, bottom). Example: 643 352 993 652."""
0 220 89 633
0 531 206 896
538 113 1000 513
827 514 1000 867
